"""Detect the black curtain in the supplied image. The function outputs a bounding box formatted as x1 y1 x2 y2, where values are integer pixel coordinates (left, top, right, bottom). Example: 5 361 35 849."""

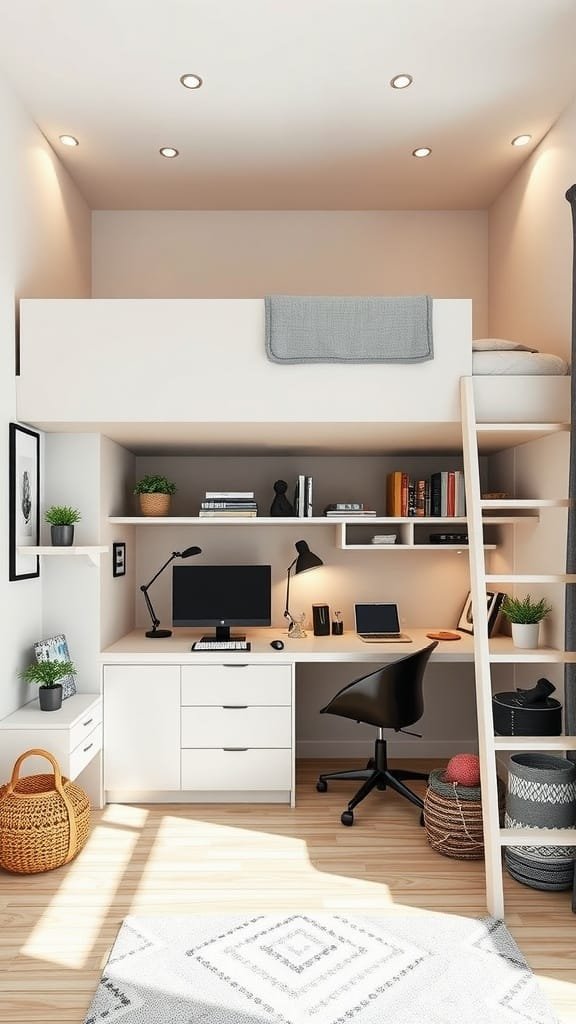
564 185 576 760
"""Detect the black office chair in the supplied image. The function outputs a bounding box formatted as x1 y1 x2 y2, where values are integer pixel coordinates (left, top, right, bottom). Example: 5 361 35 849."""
316 642 438 826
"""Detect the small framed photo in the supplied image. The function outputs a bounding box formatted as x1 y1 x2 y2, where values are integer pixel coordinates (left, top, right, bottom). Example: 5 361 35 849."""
112 541 126 577
457 591 504 636
9 423 40 581
34 634 77 700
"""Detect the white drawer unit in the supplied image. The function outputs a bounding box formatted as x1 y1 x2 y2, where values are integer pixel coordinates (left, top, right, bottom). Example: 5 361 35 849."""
181 664 292 706
0 693 103 807
181 706 291 748
181 748 292 791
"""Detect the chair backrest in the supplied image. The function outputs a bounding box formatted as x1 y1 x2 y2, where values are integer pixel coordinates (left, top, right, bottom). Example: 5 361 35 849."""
320 642 438 730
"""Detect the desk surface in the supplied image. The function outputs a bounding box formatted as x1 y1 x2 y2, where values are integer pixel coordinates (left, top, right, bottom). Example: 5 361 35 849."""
100 629 568 664
101 628 478 663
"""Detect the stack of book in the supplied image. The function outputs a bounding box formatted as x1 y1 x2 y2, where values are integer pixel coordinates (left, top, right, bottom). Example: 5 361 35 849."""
386 471 466 517
294 475 313 517
323 503 377 517
199 491 258 517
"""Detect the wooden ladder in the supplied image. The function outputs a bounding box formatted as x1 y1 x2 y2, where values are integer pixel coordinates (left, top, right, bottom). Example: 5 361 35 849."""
460 376 576 917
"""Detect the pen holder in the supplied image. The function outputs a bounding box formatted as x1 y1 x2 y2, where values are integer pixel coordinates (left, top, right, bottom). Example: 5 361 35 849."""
331 620 344 635
312 604 330 637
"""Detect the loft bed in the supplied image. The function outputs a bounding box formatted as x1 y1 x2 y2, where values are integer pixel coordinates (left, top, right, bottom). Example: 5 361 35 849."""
16 298 570 441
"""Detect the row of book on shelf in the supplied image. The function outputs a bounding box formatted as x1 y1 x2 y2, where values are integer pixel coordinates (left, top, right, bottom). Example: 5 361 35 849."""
386 471 466 518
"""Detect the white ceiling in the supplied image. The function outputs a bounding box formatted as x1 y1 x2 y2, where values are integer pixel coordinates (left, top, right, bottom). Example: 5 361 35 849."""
1 0 576 210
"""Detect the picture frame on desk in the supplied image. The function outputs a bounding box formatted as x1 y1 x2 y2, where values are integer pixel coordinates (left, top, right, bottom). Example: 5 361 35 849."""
8 423 40 581
457 591 504 636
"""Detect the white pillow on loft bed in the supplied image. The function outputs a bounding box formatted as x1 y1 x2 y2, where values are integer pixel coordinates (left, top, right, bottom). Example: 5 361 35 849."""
472 350 569 375
472 338 538 352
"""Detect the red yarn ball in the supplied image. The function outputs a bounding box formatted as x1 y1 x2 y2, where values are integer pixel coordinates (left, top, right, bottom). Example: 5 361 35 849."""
443 753 480 787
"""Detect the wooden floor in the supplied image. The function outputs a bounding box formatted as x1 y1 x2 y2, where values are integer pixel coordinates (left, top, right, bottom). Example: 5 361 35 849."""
1 759 575 1023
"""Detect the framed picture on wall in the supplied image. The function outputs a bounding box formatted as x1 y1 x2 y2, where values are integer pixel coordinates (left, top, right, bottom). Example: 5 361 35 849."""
457 591 505 636
112 541 126 577
9 423 40 581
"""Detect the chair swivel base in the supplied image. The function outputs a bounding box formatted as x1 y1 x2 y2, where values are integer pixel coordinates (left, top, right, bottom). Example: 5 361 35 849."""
316 739 427 826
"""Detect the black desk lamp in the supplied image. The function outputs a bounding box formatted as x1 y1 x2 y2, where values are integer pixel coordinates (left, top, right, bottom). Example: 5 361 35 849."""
141 546 202 638
284 540 323 635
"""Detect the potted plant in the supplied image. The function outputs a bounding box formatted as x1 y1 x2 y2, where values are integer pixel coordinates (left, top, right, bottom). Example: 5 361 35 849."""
500 594 552 649
133 474 177 516
19 660 77 712
45 505 81 546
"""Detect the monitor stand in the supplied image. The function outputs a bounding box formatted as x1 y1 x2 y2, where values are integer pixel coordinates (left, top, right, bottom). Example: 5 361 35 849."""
200 626 246 643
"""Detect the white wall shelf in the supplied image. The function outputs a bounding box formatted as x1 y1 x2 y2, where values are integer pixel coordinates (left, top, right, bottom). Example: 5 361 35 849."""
18 545 109 567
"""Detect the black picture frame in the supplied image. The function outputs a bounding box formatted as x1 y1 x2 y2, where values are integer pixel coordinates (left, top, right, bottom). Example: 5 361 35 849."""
112 541 126 577
457 590 504 636
9 423 40 581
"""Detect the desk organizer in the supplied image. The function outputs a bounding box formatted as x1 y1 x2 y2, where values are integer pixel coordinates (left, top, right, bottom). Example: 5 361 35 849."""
504 753 576 891
0 748 90 874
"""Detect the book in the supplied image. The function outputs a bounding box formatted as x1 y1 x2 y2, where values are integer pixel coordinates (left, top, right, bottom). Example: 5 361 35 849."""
201 501 257 509
386 471 403 516
447 471 456 517
415 479 426 517
304 476 313 517
324 509 377 516
401 472 409 517
324 503 364 511
204 491 254 499
430 473 441 517
198 510 258 517
293 475 306 517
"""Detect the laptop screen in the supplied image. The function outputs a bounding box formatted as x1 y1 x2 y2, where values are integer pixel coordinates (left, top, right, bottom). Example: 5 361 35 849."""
355 603 401 634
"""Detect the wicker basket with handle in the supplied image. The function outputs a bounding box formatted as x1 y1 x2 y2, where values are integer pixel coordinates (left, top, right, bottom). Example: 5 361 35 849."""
0 748 91 874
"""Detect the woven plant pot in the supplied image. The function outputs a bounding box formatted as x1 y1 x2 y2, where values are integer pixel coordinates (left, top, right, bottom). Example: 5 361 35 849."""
424 768 504 861
139 492 171 516
0 749 91 874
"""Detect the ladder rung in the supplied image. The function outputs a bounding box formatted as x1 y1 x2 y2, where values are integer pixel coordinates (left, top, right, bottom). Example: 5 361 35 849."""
493 735 576 751
481 499 570 509
476 423 569 433
499 828 576 847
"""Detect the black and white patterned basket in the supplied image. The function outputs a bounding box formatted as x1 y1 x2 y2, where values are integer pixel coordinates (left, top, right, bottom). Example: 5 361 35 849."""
505 753 576 891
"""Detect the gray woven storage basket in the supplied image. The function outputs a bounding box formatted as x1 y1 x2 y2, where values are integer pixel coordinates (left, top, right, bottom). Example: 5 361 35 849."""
505 753 576 876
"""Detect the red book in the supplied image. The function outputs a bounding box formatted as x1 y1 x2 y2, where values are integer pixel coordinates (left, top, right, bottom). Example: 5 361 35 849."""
416 479 426 517
447 472 456 517
401 473 409 517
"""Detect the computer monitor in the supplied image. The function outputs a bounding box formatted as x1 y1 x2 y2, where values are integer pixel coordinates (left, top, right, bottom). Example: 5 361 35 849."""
172 564 271 641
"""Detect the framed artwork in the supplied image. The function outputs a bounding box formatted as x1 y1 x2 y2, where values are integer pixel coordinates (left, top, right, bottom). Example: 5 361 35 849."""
457 591 505 636
112 541 126 577
34 634 77 700
9 423 40 581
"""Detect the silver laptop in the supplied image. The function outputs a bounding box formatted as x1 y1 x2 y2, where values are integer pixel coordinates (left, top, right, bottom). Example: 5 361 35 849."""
354 603 412 642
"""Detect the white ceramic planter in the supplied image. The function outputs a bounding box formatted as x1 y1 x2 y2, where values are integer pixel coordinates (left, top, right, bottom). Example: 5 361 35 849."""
511 622 540 649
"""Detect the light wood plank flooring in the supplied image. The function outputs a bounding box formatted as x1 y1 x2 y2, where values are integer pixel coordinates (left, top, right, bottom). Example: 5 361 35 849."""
0 760 574 1023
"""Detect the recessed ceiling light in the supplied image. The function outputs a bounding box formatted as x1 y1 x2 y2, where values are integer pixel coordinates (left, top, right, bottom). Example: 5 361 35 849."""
159 147 179 158
412 147 431 158
59 134 79 147
511 134 532 147
390 74 413 89
180 73 203 89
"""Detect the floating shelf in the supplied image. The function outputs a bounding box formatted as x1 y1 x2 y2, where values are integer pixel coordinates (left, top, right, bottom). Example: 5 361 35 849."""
18 546 108 567
342 544 495 551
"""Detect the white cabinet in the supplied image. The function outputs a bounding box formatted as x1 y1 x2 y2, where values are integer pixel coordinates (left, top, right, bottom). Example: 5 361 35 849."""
103 665 180 792
0 693 103 807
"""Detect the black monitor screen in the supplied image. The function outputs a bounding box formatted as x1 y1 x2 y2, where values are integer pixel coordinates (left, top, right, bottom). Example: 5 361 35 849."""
172 564 271 628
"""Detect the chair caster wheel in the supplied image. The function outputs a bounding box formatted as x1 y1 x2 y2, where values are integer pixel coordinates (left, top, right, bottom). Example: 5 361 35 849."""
316 780 328 793
341 810 354 826
366 758 376 770
419 811 425 827
376 781 386 791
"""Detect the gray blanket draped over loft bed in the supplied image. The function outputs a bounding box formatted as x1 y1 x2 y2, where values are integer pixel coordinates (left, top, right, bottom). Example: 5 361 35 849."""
565 184 576 760
264 294 433 363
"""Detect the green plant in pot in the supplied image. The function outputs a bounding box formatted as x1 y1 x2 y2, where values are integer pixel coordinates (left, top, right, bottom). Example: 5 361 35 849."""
501 594 552 650
133 474 177 517
19 660 76 712
45 505 81 546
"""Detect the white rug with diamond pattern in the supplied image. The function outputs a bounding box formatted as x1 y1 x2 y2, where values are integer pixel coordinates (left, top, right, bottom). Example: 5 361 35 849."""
83 913 557 1024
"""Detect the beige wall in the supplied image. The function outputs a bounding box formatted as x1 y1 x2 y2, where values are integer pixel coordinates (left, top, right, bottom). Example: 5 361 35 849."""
0 73 91 719
92 210 489 337
488 95 576 358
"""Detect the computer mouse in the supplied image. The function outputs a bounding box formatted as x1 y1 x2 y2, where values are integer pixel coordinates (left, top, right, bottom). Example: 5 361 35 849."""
270 639 285 650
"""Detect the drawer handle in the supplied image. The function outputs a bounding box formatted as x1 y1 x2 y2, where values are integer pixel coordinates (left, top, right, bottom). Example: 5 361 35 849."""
82 718 94 727
222 747 248 752
83 742 94 753
223 664 249 668
222 705 248 710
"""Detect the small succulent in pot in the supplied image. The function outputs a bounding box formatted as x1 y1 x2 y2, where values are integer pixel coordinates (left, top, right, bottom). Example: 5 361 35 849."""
133 474 177 516
19 659 77 711
45 505 81 546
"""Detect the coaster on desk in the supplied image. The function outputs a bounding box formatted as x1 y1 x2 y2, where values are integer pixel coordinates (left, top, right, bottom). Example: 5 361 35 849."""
426 630 462 641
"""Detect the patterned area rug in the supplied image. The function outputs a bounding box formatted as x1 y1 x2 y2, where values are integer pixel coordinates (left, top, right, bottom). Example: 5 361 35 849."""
84 913 557 1024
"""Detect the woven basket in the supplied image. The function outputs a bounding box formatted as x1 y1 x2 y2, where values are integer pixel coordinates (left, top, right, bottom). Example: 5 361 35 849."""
139 492 171 516
424 768 504 861
0 749 91 874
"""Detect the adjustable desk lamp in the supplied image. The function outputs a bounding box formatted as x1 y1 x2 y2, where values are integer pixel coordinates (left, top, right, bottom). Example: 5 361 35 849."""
284 540 323 636
141 546 202 638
